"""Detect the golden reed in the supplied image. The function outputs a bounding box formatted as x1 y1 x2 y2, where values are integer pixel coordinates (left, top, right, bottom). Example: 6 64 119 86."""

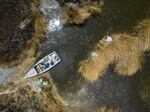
97 106 121 112
78 19 150 82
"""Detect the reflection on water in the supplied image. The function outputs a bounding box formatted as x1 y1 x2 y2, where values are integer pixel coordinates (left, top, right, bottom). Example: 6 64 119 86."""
48 18 62 31
40 0 63 32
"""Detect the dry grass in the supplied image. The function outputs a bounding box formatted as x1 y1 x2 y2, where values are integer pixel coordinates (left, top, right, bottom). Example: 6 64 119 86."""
82 1 104 14
97 106 121 112
135 18 150 52
79 19 150 82
10 0 47 79
79 34 143 82
62 0 104 25
63 7 91 25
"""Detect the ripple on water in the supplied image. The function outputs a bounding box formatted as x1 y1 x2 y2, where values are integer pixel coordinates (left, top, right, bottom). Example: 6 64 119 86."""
40 0 63 32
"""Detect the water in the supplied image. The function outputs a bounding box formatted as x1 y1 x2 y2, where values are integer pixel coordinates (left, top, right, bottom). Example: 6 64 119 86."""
0 0 149 111
39 0 150 111
0 67 15 84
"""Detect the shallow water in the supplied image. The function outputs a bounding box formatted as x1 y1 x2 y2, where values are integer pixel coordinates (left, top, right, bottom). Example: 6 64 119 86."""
39 0 150 111
0 67 15 84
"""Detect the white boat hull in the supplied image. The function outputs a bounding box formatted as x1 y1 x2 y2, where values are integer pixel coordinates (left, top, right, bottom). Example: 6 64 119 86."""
25 51 61 79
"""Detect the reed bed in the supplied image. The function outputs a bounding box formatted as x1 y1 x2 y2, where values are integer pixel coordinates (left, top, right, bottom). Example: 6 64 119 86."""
61 0 104 25
79 19 150 82
63 7 91 25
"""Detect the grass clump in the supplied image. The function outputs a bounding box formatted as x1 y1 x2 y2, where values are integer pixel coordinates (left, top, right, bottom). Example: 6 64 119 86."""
63 7 91 25
135 18 150 52
33 76 69 112
58 0 104 25
78 19 150 82
97 106 121 112
79 34 143 82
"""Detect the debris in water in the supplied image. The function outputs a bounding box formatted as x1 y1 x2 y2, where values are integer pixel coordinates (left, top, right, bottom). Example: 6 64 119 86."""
91 51 98 58
106 35 112 43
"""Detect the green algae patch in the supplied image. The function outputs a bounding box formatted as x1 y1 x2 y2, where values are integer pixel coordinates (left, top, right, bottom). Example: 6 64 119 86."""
0 0 47 67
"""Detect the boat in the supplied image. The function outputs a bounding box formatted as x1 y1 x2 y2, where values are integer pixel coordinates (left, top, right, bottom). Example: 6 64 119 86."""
25 51 61 79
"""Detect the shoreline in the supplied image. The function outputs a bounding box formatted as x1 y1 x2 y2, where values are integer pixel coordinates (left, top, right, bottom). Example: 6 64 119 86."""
0 0 47 68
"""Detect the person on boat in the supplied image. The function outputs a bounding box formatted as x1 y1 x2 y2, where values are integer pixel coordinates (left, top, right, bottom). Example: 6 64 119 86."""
49 54 57 66
40 58 50 70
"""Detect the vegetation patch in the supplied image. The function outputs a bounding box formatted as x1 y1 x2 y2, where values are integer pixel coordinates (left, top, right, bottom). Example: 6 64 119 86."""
0 75 69 112
57 0 104 25
139 75 150 106
97 106 121 112
0 85 48 112
0 0 46 67
78 18 150 82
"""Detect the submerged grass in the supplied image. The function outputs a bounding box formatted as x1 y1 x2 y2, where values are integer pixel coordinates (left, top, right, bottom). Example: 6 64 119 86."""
139 75 150 106
79 19 150 82
135 18 150 52
97 106 121 112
